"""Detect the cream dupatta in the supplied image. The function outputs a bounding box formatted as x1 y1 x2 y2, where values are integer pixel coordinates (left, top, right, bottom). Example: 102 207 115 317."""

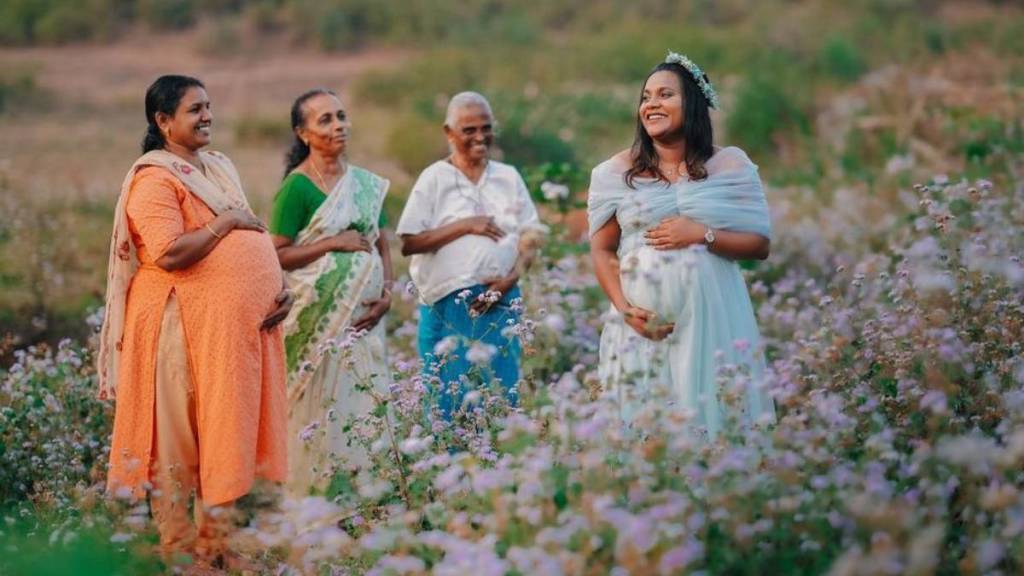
97 150 250 399
280 166 389 404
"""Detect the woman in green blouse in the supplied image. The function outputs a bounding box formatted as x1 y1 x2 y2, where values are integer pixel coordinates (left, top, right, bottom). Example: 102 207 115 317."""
269 88 393 496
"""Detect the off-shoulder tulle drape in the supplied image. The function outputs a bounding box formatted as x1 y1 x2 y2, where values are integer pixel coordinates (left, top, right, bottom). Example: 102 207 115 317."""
586 147 776 437
587 147 771 240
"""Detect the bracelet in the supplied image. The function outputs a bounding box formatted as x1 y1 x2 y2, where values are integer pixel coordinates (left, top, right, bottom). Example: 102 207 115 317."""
205 223 223 239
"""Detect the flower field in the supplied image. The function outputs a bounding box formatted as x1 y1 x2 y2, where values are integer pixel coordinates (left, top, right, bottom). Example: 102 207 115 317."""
3 170 1024 574
3 1 1024 574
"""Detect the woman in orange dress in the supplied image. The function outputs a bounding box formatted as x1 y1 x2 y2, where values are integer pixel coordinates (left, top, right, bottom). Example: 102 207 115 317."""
97 75 292 566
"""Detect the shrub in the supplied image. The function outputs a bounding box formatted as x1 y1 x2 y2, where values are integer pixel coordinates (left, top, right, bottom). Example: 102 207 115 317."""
384 112 448 175
196 17 242 56
496 118 576 168
0 510 162 576
137 0 197 31
0 340 111 508
0 0 49 44
818 36 867 82
33 2 98 44
726 70 810 157
0 69 49 114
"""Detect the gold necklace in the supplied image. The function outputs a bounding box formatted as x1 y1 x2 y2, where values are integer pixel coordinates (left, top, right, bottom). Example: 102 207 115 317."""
309 157 329 191
309 157 345 192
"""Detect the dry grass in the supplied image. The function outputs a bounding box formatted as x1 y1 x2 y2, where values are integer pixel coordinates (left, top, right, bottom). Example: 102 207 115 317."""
0 30 414 210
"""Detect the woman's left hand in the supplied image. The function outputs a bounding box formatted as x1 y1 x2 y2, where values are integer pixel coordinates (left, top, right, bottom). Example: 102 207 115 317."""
472 273 518 315
645 216 705 250
262 289 294 330
351 292 392 333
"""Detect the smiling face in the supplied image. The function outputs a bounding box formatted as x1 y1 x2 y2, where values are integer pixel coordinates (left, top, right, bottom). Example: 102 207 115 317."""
639 70 685 141
445 104 494 163
296 92 350 158
156 86 212 152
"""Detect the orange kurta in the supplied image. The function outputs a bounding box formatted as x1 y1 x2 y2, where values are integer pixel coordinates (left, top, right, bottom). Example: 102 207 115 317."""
107 166 287 506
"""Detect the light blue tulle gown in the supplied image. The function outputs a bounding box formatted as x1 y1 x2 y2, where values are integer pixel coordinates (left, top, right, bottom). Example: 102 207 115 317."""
587 146 776 437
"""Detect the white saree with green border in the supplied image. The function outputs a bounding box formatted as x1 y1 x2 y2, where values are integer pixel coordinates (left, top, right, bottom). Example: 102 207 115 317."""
281 166 391 494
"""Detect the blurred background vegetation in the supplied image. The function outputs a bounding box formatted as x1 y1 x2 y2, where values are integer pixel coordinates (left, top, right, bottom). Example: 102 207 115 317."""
1 0 1022 350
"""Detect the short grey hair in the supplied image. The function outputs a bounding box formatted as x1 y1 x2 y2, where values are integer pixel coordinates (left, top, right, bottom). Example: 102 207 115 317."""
444 91 493 127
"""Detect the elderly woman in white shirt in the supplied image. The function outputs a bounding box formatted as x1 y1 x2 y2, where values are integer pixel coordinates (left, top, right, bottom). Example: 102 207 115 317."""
397 91 546 418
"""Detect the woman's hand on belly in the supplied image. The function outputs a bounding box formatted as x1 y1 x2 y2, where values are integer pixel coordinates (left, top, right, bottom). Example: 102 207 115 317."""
623 304 675 341
351 292 391 333
328 230 372 253
645 216 705 250
261 287 294 330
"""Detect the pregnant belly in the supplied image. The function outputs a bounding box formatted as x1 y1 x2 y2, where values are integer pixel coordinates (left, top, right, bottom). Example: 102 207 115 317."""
187 229 283 310
434 234 518 279
619 246 699 321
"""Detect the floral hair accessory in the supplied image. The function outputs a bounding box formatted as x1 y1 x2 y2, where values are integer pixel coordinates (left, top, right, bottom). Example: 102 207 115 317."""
664 51 720 109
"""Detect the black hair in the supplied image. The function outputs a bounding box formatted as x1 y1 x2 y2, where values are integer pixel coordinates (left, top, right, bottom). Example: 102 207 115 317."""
142 74 205 153
624 62 714 187
284 88 338 178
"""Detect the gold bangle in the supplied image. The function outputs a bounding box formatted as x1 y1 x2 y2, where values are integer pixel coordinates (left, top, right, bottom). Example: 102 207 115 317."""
205 223 223 239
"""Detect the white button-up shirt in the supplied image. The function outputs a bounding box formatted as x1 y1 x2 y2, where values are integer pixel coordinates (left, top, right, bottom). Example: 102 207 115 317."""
396 159 547 305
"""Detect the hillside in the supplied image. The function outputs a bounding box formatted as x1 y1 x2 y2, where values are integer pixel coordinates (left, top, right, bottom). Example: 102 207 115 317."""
1 0 1022 347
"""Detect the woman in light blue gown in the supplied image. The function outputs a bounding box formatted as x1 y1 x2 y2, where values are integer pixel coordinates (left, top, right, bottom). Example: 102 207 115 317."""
588 52 775 437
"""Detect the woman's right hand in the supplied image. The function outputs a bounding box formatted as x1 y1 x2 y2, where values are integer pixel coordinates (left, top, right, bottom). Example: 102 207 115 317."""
329 230 371 252
622 304 674 341
225 208 267 232
462 216 506 241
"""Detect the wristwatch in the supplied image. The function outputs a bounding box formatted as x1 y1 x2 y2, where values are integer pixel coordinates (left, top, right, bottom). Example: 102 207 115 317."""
703 226 716 246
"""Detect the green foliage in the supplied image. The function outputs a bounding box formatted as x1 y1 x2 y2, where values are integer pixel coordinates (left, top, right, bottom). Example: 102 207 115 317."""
496 117 576 168
0 0 51 44
247 0 286 32
0 512 163 576
568 19 732 84
960 115 1024 180
994 16 1024 55
462 11 539 45
381 184 408 227
726 69 810 158
923 22 949 54
818 36 867 82
0 341 111 508
197 17 243 55
384 112 447 175
0 187 111 346
520 161 587 214
354 49 488 109
312 3 379 51
0 0 120 44
137 0 197 31
0 68 49 114
33 1 100 44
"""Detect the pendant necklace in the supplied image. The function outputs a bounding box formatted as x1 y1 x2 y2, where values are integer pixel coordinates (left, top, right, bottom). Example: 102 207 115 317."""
310 156 345 192
662 160 688 182
451 158 491 216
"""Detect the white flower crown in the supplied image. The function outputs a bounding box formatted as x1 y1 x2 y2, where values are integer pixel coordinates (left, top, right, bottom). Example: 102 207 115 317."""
664 50 720 110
